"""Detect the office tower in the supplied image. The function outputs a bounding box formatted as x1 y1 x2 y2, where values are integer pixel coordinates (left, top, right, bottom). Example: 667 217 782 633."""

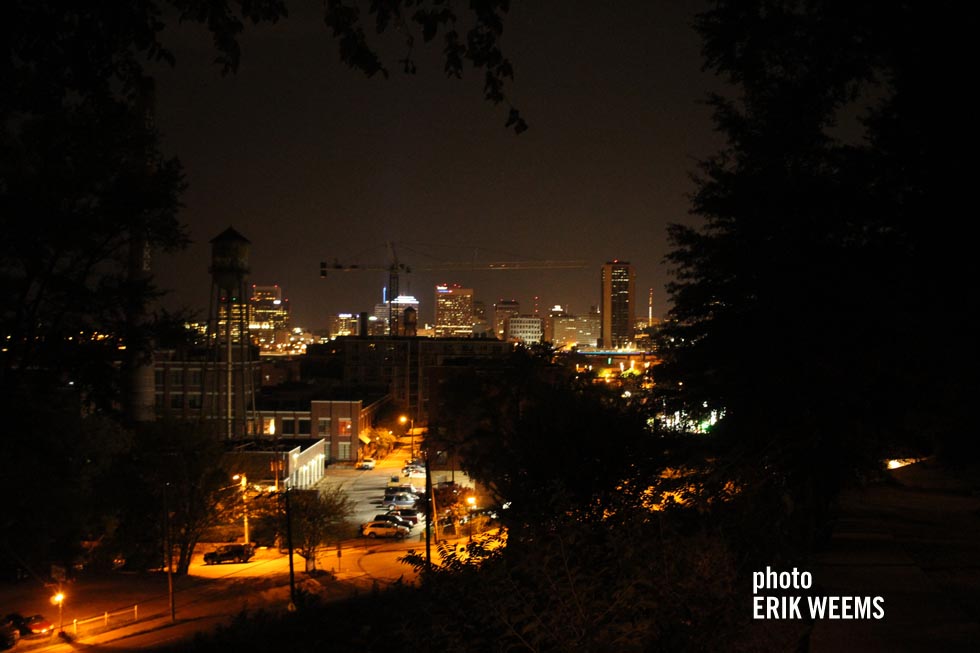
250 284 290 346
552 313 601 349
472 300 492 337
504 315 544 343
327 313 361 339
373 293 420 335
493 299 520 340
434 284 474 338
600 260 636 348
543 304 567 343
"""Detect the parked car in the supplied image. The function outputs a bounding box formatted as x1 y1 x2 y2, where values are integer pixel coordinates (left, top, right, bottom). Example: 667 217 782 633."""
388 483 420 495
387 508 422 526
361 521 409 539
382 493 418 509
203 543 255 565
6 613 53 637
0 616 19 649
356 457 376 470
373 513 412 529
383 488 419 501
388 476 421 488
402 465 425 477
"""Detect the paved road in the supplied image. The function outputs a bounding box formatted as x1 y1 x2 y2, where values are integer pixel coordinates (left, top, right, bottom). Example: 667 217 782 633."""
0 443 476 651
807 459 980 652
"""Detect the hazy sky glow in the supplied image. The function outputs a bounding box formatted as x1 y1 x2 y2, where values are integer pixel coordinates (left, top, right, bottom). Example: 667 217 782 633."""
151 1 720 326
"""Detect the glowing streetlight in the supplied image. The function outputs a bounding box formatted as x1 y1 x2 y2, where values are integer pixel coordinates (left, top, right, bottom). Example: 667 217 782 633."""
400 414 415 458
466 496 477 541
232 474 250 545
51 591 64 633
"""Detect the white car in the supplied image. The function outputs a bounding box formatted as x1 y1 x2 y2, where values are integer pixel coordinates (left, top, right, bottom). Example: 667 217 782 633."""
362 520 409 539
356 457 376 470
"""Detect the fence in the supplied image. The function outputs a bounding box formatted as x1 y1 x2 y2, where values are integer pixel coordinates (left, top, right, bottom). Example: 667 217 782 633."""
68 605 139 637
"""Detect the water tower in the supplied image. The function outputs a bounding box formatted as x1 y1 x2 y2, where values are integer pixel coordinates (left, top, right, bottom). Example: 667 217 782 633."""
402 306 418 337
206 227 259 438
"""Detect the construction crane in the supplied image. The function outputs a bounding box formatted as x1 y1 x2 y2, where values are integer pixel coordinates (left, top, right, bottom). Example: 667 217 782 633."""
319 241 588 335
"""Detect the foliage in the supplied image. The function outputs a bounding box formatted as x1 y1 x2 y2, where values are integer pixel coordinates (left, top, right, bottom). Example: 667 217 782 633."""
654 0 974 545
288 485 355 572
429 348 654 537
323 0 526 132
109 419 229 574
174 507 800 652
0 388 133 579
400 514 758 652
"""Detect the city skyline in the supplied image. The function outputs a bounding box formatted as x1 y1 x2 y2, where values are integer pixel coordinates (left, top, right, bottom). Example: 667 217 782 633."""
225 271 656 335
147 1 718 328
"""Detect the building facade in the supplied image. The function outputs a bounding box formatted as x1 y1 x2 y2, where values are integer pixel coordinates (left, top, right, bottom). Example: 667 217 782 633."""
373 294 420 336
307 336 514 419
434 284 474 338
493 299 520 340
504 315 544 343
250 284 290 348
600 260 636 348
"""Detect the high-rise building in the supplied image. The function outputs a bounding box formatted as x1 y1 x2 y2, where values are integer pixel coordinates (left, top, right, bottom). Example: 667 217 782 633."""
434 284 474 338
493 299 520 340
504 315 544 343
373 293 420 336
600 260 635 348
216 299 249 344
543 304 567 343
472 300 492 337
327 314 361 339
250 284 290 346
552 309 601 349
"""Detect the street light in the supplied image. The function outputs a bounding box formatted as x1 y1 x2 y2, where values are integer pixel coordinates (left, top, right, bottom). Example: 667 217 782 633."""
466 496 477 540
399 414 415 458
51 591 64 634
232 474 250 545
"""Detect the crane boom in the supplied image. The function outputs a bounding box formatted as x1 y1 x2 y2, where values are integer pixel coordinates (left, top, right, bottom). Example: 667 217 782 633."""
417 260 587 271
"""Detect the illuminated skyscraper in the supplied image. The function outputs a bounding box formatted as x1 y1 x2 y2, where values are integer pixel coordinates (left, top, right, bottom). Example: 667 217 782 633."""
250 284 290 346
373 293 420 336
600 260 635 348
434 284 474 338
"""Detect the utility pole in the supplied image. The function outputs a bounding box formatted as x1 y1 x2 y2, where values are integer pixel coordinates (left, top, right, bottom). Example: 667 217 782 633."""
163 482 175 622
284 489 297 610
424 454 433 570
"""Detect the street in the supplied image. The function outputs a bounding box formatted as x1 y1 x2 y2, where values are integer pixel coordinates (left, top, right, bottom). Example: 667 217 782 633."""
0 442 475 651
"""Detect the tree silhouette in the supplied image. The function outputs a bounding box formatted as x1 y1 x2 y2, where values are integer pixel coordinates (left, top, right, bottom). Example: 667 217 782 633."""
656 0 974 543
288 485 355 573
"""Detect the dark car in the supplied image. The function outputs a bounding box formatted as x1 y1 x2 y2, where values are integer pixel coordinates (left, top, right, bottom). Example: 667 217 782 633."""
203 543 255 565
0 616 19 649
387 508 422 526
6 613 53 637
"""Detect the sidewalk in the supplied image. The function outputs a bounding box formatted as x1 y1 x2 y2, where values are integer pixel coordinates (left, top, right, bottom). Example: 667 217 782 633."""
808 458 980 652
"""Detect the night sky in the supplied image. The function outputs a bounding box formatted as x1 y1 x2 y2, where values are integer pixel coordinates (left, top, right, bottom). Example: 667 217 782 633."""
150 1 720 327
